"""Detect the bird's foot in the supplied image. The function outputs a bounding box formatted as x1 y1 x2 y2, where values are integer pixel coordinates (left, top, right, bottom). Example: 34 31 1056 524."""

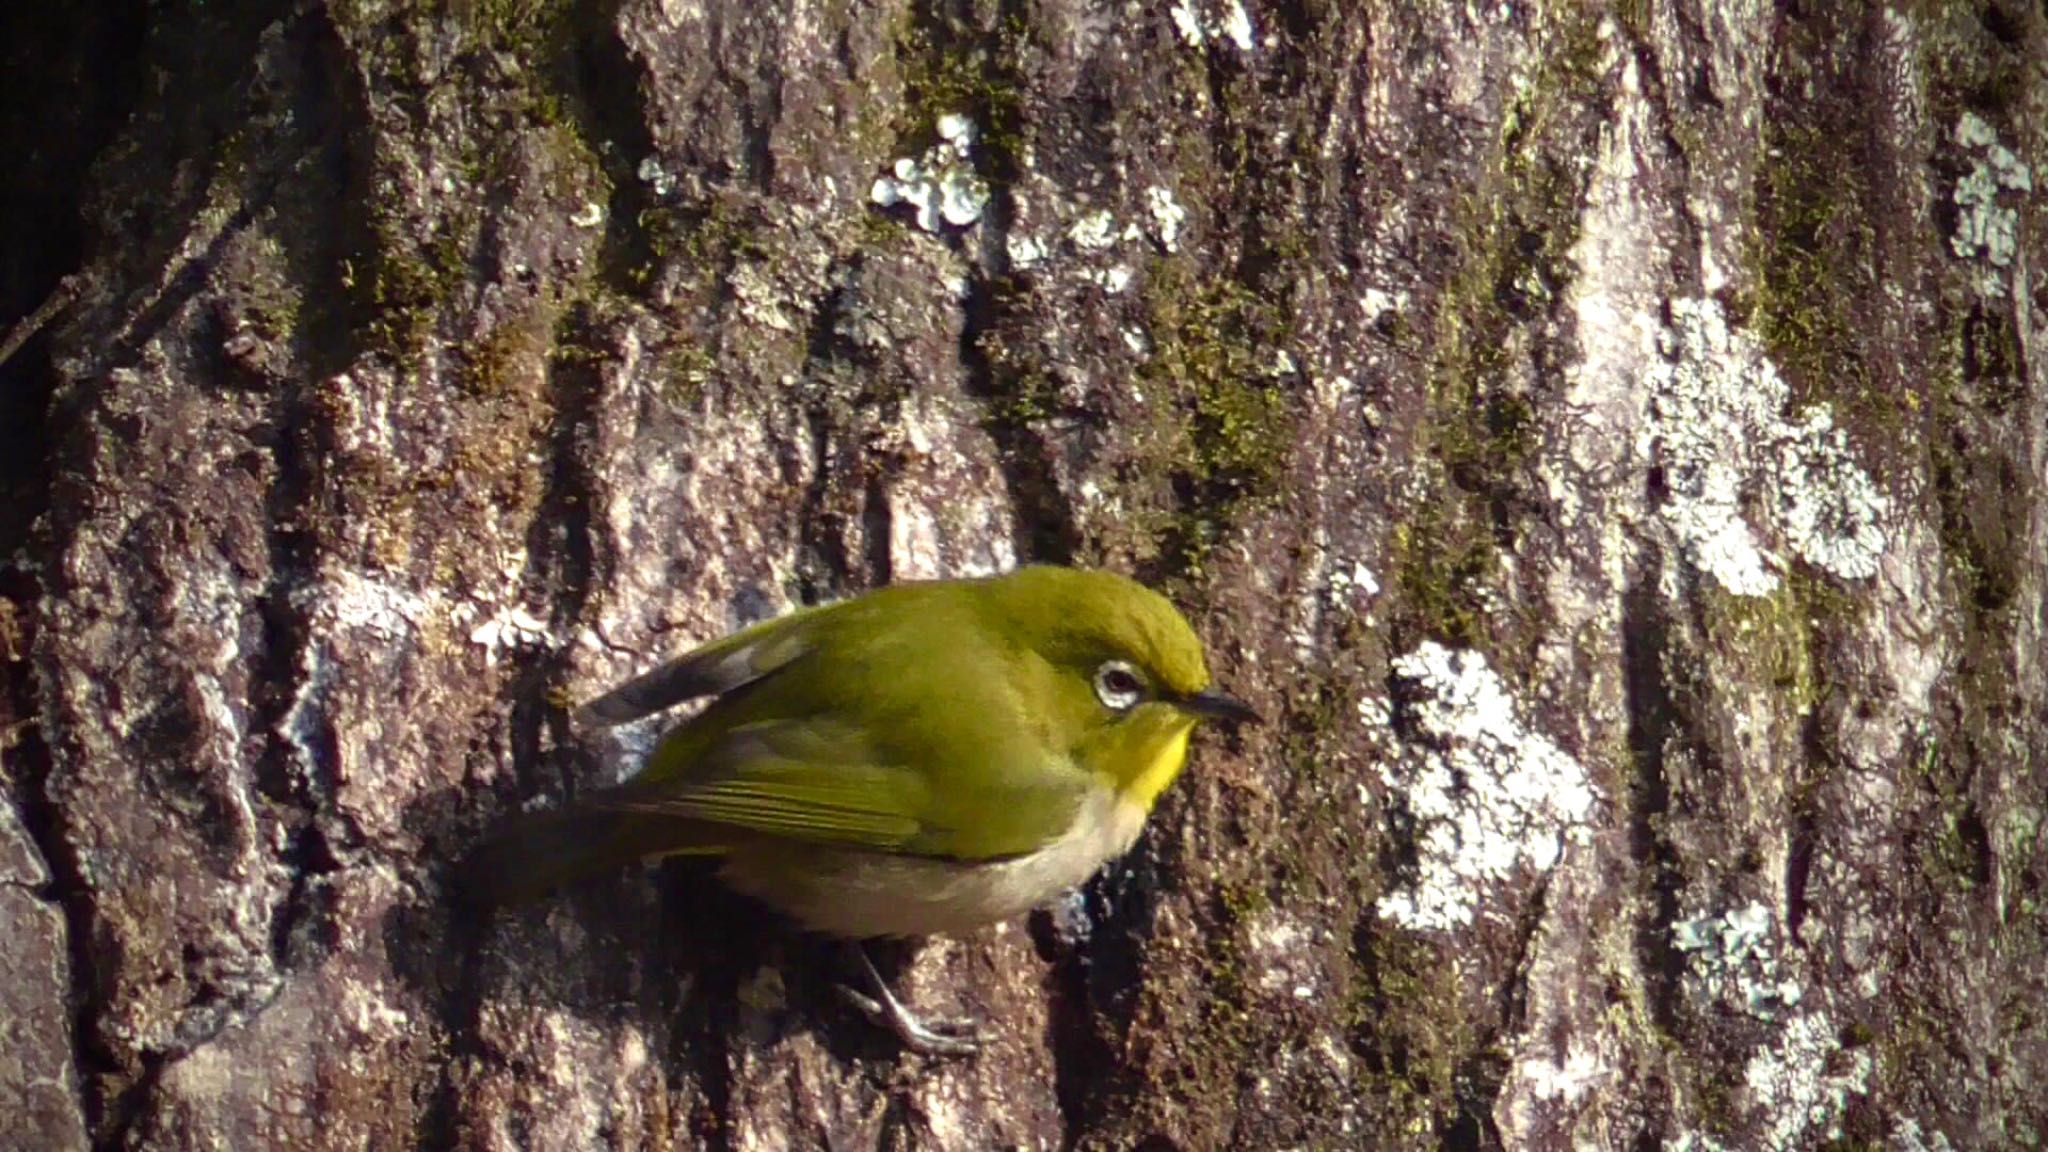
838 945 981 1057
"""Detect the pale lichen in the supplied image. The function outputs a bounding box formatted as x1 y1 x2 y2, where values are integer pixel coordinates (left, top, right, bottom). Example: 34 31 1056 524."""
1000 192 1184 293
1675 901 1872 1149
1006 231 1048 269
1892 1116 1957 1152
1513 1046 1606 1107
466 603 554 664
1744 1011 1872 1150
1245 910 1328 1001
1643 298 1889 596
1169 0 1255 53
1673 902 1802 1021
634 154 676 197
1145 186 1188 253
1371 642 1599 931
871 112 990 232
1067 209 1124 252
1949 112 2031 295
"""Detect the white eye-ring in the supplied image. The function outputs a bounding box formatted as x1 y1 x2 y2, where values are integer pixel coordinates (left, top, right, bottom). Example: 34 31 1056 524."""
1093 660 1146 711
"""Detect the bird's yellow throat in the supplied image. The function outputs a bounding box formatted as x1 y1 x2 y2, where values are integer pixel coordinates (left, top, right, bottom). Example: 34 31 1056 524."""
1124 718 1196 811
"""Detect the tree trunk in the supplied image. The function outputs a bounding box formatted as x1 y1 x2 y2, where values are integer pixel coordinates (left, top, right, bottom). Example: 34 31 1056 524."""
2 1 2043 1148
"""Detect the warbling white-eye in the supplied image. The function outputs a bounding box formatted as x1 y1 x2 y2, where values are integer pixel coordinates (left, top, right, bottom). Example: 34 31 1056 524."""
462 565 1258 1053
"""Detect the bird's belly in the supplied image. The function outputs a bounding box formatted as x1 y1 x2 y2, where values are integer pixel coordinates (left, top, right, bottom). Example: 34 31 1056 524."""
719 789 1149 939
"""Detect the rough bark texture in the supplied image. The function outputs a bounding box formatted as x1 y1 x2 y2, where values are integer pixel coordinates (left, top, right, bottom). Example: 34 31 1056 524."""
2 1 2044 1148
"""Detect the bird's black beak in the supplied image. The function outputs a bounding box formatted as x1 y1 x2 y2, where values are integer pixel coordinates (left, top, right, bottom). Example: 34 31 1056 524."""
1181 689 1262 726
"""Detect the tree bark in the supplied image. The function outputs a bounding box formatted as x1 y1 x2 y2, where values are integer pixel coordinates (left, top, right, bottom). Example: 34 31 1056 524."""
2 0 2044 1148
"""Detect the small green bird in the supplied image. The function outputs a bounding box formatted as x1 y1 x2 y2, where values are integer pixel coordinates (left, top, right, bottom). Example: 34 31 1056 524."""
462 565 1257 1053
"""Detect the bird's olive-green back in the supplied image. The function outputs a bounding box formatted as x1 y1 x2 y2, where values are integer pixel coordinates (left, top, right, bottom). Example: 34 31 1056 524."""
605 567 1215 860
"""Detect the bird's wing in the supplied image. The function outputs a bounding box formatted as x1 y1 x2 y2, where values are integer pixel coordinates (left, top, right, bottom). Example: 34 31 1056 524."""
595 717 1091 860
575 606 823 726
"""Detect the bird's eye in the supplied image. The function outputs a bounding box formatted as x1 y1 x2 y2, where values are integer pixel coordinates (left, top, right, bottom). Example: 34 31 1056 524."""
1093 661 1146 711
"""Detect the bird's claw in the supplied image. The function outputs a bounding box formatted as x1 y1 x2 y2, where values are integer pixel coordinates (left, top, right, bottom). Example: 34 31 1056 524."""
840 945 982 1057
834 984 982 1056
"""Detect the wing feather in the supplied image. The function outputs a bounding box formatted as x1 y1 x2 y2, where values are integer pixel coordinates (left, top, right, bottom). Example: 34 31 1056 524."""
602 763 926 846
598 718 1088 859
576 611 817 726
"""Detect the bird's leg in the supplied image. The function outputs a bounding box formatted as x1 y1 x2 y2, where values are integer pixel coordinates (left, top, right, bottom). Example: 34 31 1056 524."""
833 942 982 1057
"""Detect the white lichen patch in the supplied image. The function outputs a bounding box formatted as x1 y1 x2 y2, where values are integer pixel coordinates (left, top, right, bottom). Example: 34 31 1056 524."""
1006 231 1049 269
1245 910 1330 1000
1643 298 1889 596
1360 286 1408 325
1333 560 1380 600
1746 1011 1873 1150
1170 0 1256 52
295 568 435 640
1067 209 1124 252
1373 642 1599 931
1950 112 2032 294
871 113 990 232
1673 902 1802 1020
466 603 554 663
1893 1117 1957 1152
1006 196 1174 288
1145 186 1188 252
1772 405 1889 580
1514 1045 1606 1105
635 154 676 197
1676 901 1872 1148
1088 264 1134 294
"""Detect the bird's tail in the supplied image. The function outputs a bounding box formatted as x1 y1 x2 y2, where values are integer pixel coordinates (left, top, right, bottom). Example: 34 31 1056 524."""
457 803 728 907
